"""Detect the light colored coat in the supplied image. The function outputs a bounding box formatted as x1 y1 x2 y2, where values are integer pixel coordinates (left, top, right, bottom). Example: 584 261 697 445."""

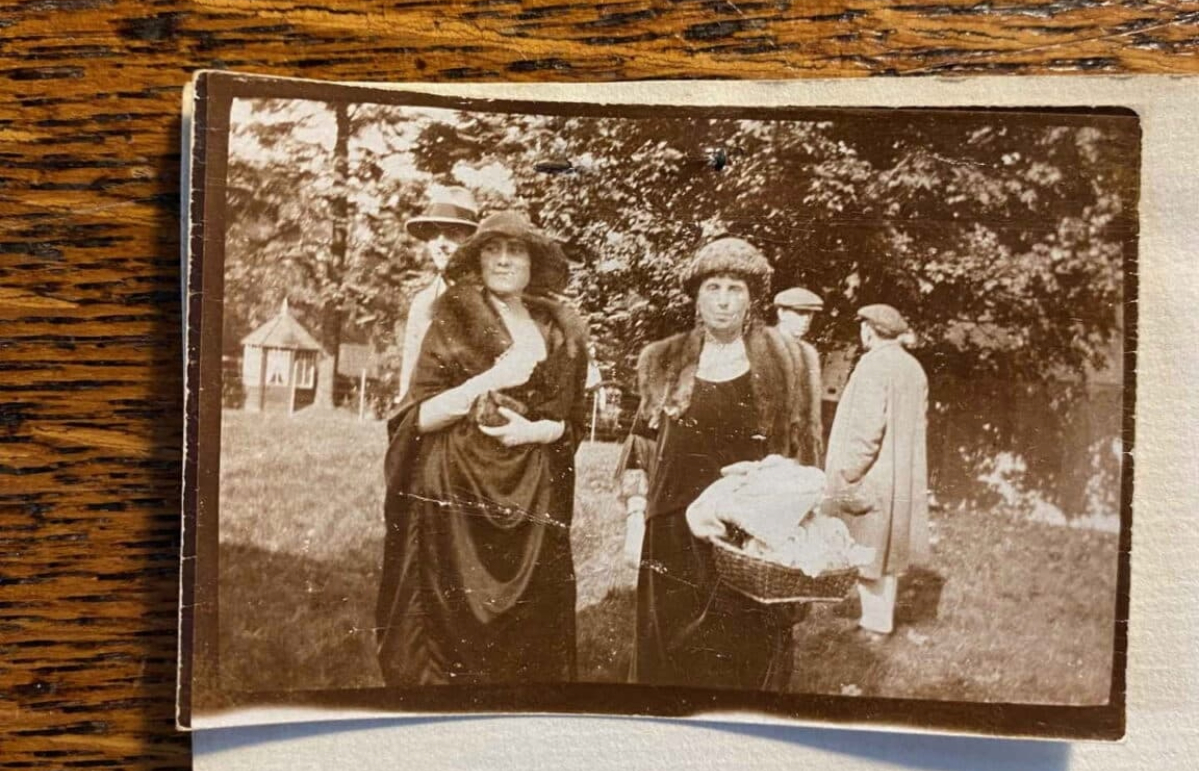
397 276 446 401
825 340 929 580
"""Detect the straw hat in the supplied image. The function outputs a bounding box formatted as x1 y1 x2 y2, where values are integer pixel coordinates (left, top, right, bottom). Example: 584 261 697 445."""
404 186 480 241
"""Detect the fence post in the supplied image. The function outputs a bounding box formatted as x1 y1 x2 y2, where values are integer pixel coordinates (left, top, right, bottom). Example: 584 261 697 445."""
289 357 300 416
590 388 599 443
358 368 367 421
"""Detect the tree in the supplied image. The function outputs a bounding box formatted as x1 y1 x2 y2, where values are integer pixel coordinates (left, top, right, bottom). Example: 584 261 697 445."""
401 107 1131 392
225 100 1133 393
224 99 334 357
224 99 440 406
221 97 1133 516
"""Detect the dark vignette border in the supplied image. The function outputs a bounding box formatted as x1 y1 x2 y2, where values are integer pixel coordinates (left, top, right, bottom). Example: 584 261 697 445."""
176 70 204 731
181 70 1135 740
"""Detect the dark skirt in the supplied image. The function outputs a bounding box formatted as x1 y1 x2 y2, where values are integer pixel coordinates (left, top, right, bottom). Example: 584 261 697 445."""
634 508 793 691
633 372 798 691
376 504 576 687
376 421 577 687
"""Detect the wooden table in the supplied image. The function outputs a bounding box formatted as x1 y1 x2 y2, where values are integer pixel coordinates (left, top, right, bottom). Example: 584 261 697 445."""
1 1 1195 767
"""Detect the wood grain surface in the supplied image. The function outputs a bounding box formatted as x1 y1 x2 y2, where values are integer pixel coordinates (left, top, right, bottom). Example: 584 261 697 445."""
0 0 1195 767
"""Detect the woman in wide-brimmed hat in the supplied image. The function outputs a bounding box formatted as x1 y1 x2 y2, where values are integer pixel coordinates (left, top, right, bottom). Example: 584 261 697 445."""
618 236 822 691
376 211 590 687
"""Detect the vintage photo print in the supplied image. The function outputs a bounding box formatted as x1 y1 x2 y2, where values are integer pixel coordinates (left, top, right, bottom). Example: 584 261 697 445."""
181 72 1134 740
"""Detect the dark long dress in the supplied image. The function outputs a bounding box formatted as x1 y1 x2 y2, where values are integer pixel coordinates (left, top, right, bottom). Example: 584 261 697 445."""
376 284 589 687
634 372 793 690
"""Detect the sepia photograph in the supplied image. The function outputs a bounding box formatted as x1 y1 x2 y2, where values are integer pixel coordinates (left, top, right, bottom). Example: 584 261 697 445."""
182 74 1134 738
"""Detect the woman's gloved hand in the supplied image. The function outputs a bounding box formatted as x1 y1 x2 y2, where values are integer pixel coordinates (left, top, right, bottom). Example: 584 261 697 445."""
478 406 564 447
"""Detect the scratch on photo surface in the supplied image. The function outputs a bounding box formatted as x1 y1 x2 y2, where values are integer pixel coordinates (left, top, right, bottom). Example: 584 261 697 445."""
393 490 570 531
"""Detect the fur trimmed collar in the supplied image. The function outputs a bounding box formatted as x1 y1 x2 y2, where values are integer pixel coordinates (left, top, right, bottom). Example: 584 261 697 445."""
636 322 820 465
428 282 588 366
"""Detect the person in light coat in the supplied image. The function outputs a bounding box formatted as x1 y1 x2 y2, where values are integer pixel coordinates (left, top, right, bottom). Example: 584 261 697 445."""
824 304 930 638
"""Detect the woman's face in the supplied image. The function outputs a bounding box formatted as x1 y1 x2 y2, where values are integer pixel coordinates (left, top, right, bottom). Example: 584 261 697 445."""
480 236 532 299
696 274 751 338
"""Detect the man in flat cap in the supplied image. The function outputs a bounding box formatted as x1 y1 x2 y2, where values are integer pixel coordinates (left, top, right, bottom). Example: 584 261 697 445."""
397 186 480 402
774 287 823 340
774 287 827 461
824 304 930 639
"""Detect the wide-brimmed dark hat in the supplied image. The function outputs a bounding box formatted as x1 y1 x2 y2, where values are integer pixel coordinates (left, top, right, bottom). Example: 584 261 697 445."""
445 210 569 295
681 236 773 300
405 186 480 241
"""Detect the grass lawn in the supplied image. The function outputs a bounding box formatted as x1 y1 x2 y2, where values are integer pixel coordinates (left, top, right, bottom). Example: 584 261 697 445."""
216 408 1117 705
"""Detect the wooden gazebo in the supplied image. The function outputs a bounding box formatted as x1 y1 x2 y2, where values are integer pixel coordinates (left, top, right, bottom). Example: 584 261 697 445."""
239 299 324 414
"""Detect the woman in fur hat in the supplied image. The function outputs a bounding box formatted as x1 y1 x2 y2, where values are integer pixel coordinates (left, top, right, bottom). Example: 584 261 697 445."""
376 211 590 686
618 236 823 691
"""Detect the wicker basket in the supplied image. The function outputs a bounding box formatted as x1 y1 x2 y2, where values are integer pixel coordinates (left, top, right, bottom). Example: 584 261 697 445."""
711 537 858 605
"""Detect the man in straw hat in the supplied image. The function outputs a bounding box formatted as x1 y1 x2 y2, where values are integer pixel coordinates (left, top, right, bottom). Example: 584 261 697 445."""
823 304 930 640
773 286 826 461
397 186 480 401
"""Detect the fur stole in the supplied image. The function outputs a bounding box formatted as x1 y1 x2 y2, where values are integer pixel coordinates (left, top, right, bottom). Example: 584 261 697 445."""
425 282 588 372
386 283 588 443
635 322 820 465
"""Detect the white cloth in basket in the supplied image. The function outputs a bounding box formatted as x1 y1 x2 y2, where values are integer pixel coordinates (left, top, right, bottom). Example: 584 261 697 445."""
685 455 825 548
